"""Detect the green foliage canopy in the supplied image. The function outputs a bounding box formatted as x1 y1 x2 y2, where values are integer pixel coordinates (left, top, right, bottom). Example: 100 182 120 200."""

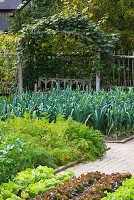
11 0 133 50
10 0 63 33
18 12 118 88
88 0 134 50
0 32 18 93
61 0 134 50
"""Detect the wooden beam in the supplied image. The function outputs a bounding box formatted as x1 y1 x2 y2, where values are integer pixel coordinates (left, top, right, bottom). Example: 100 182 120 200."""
132 51 134 86
96 51 101 91
17 50 23 95
114 55 134 59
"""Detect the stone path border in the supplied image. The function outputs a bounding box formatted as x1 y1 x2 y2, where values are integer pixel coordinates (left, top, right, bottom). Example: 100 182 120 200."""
54 159 84 174
54 147 111 174
60 139 134 177
106 135 134 143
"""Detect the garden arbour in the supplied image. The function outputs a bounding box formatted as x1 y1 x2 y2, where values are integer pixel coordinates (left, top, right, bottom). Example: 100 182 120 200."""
18 13 117 93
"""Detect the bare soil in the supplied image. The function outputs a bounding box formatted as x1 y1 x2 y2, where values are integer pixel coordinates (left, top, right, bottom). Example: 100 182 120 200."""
104 133 134 142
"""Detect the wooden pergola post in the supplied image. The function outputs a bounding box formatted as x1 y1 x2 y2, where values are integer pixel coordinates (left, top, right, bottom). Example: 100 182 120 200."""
96 51 101 91
17 49 23 95
133 50 134 86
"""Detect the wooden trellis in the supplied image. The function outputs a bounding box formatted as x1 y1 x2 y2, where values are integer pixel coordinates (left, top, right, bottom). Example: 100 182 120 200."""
37 77 92 92
1 50 134 95
113 50 134 87
34 52 100 92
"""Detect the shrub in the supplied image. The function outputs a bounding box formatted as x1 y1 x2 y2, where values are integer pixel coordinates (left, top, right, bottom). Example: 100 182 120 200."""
0 32 18 93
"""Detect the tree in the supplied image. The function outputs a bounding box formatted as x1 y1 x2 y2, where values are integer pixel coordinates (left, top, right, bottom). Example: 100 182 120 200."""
10 0 63 33
11 0 134 49
61 0 134 50
88 0 134 50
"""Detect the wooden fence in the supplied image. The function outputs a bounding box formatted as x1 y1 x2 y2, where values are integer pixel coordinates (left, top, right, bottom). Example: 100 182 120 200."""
37 51 134 91
110 50 134 88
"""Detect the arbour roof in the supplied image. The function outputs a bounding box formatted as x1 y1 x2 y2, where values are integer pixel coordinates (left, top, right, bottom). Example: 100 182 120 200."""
19 14 112 52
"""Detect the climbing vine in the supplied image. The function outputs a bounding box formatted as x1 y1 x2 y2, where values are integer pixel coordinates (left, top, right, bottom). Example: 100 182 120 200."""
18 13 118 89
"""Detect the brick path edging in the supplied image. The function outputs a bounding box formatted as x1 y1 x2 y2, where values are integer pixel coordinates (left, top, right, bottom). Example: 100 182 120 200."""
60 139 134 177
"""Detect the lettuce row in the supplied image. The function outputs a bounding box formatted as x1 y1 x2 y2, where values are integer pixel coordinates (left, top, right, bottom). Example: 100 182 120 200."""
0 166 75 200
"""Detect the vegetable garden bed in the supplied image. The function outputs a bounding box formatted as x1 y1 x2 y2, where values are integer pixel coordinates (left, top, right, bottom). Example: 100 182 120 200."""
0 166 75 200
0 166 131 200
30 171 131 200
102 175 134 200
0 114 106 184
0 87 134 200
0 87 134 139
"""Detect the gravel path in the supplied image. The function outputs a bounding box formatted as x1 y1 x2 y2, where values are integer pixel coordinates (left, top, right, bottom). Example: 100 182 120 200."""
64 139 134 177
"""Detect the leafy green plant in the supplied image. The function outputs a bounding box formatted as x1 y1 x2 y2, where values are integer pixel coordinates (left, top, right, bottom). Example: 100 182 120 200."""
28 145 57 168
31 171 131 200
0 88 134 138
0 136 33 184
102 175 134 200
0 166 75 200
0 113 106 168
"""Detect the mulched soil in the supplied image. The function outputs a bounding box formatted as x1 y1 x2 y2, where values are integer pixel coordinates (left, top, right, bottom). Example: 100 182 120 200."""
104 133 134 142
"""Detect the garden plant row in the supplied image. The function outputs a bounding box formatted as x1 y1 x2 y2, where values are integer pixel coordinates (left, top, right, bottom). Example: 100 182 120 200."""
0 165 132 200
31 171 131 200
0 88 134 200
0 113 106 183
102 175 134 199
0 166 75 200
0 87 134 138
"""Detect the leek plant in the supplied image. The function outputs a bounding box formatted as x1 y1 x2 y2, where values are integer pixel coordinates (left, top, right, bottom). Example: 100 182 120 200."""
0 87 134 138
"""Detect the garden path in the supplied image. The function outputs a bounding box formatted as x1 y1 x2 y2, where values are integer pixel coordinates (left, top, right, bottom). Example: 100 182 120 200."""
64 139 134 177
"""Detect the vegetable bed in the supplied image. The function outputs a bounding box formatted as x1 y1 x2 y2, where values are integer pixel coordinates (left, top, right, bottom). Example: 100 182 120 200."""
0 114 106 183
31 171 131 200
0 87 134 138
0 166 75 200
102 175 134 200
